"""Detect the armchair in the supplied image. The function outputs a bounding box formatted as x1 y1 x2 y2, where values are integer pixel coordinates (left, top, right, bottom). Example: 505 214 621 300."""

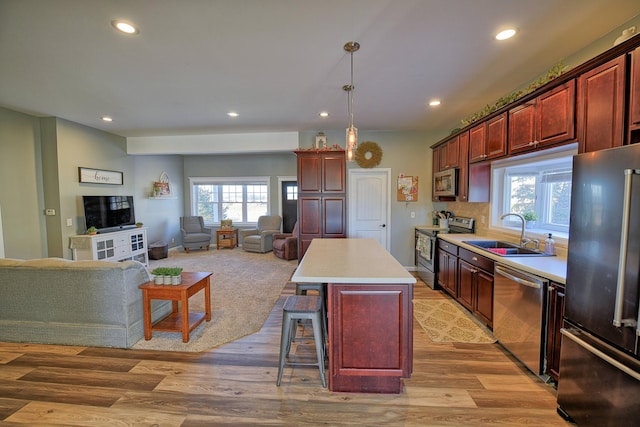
272 221 298 260
240 215 282 253
180 216 212 253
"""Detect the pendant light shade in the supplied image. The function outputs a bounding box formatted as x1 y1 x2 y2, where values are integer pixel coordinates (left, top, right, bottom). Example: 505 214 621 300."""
343 41 360 161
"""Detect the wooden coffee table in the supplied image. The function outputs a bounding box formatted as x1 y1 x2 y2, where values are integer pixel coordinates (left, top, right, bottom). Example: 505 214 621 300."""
139 272 212 343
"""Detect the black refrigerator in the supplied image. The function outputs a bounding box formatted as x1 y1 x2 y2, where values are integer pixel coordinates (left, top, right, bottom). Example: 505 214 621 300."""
557 144 640 426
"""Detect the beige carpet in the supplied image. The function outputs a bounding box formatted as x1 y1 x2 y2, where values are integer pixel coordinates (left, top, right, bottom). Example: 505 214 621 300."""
413 298 496 343
133 247 296 352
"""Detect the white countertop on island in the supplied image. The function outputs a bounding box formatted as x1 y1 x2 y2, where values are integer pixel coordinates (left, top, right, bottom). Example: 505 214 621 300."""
438 234 568 284
292 238 416 284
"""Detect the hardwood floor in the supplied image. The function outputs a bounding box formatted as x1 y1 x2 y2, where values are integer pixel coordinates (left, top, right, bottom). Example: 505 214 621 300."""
0 279 572 426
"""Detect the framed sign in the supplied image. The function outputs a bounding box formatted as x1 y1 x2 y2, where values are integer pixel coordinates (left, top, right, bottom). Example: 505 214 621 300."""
78 167 123 185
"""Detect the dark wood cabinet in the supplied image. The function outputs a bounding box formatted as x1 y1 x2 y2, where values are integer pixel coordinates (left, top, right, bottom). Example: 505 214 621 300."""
329 283 413 393
457 260 474 311
546 281 565 383
577 55 626 153
469 113 507 163
437 240 458 298
438 134 460 170
509 81 576 155
458 248 494 328
295 150 346 259
629 47 640 144
457 131 469 202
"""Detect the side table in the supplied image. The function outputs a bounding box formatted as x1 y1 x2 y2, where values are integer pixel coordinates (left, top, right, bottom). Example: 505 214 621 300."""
216 228 238 249
139 271 212 343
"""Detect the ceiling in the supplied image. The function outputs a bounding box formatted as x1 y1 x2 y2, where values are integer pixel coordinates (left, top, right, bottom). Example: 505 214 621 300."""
1 0 639 139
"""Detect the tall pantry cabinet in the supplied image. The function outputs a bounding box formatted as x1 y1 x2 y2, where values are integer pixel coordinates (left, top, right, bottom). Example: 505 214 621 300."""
295 149 347 259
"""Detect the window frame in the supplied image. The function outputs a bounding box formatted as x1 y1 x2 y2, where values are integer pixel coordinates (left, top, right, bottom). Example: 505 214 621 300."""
189 176 271 227
490 144 577 242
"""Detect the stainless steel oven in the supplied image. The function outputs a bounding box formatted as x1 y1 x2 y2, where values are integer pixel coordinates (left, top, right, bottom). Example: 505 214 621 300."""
415 216 474 289
415 227 438 288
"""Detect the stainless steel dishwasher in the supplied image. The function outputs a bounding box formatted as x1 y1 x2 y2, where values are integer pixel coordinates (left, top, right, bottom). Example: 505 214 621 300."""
493 264 549 380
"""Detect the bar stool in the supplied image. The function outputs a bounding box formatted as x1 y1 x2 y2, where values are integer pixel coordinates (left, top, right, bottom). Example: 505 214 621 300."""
276 295 326 388
295 283 327 341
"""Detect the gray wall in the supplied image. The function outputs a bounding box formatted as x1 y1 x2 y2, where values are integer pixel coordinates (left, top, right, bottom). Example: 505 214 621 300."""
0 108 47 259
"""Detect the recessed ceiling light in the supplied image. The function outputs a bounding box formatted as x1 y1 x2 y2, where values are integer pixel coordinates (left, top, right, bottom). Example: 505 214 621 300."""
227 112 239 117
319 111 329 118
101 116 113 122
111 20 139 35
429 100 441 107
495 28 517 41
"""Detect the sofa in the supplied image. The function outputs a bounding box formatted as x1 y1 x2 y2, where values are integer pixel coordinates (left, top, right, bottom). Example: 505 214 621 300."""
0 258 172 348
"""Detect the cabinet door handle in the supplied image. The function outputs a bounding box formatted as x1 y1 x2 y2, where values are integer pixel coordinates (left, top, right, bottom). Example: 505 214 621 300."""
472 256 478 261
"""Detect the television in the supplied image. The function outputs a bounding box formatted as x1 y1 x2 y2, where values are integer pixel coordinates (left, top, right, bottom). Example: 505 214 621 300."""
82 195 136 232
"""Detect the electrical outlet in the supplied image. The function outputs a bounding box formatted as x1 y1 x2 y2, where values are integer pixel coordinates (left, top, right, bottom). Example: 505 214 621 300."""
481 215 486 224
66 218 73 226
45 208 55 215
410 211 415 219
171 238 175 244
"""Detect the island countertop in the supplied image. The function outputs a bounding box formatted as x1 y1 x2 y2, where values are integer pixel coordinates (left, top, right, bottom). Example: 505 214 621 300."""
291 238 417 284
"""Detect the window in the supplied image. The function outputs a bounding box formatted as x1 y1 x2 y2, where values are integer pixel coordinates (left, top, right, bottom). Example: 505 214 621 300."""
491 145 577 238
190 177 270 225
286 185 298 201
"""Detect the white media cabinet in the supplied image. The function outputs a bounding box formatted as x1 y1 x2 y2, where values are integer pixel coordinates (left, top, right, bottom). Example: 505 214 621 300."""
69 228 149 266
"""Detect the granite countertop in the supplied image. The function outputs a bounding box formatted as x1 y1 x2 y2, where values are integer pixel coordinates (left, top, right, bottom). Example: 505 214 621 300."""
438 233 567 285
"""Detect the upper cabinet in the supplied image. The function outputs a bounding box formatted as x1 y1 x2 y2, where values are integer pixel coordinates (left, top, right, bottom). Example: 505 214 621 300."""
508 80 576 155
297 151 346 193
577 55 626 153
469 112 507 163
629 47 640 144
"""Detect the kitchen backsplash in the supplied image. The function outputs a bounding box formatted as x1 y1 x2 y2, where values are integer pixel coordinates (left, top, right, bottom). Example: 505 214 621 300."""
444 202 490 233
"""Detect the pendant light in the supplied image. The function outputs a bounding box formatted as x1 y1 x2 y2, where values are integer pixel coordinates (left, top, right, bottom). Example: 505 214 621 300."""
343 41 360 161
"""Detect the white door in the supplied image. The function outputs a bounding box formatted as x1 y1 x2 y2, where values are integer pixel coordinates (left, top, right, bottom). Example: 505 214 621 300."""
348 168 391 250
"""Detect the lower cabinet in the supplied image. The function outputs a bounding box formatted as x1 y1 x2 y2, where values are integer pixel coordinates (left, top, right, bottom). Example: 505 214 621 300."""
437 240 458 297
546 281 566 383
436 241 494 328
458 248 494 328
328 283 413 393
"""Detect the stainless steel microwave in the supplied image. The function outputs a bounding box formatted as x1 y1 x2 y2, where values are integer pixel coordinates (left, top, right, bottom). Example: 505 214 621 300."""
433 168 457 197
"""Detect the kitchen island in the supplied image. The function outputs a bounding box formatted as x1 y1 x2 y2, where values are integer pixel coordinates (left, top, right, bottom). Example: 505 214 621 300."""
291 238 416 393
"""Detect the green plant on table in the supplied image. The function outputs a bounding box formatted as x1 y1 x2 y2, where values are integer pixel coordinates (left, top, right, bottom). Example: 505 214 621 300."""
523 212 538 221
87 226 98 234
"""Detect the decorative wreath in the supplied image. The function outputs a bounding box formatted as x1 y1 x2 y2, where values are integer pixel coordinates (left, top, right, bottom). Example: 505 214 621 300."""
355 141 383 168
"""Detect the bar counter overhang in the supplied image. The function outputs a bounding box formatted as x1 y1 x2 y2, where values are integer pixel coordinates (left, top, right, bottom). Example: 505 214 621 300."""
291 238 416 393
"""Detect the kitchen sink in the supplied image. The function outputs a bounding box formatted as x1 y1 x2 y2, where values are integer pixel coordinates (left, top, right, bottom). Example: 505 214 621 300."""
462 240 554 257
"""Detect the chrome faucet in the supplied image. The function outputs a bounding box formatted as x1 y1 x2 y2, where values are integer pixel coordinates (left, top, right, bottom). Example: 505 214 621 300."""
500 212 539 249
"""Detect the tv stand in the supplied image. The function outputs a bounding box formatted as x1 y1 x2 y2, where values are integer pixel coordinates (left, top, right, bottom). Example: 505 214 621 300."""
70 228 148 266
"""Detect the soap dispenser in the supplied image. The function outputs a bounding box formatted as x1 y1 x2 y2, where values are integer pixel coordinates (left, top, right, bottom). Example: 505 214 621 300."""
544 233 556 255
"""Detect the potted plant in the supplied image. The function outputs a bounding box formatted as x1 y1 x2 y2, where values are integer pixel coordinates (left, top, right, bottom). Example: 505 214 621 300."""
87 226 98 235
151 267 169 284
136 222 143 228
523 212 537 228
168 267 183 285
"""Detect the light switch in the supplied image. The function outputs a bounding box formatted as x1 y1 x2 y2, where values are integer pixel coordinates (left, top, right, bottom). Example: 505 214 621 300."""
410 211 415 219
66 218 73 226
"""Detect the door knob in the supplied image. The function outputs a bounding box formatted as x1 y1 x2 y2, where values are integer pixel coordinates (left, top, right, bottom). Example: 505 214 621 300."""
381 224 386 228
